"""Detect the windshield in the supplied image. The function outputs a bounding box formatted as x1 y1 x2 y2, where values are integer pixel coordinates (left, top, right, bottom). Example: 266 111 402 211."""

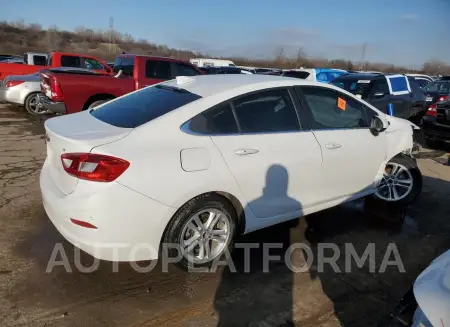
113 56 135 76
90 84 202 128
331 79 374 97
423 81 450 93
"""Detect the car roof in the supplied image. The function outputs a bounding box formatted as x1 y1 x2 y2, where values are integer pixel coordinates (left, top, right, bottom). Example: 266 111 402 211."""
335 73 382 80
160 74 319 97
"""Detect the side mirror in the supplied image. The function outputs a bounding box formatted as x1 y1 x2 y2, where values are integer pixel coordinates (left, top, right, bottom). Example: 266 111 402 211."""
370 116 388 136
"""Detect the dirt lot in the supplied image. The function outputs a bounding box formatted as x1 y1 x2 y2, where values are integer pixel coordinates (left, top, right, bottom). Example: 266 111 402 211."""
0 103 449 327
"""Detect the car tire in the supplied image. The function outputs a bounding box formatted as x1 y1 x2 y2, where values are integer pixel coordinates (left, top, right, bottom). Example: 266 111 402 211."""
24 93 46 116
161 194 237 270
87 99 110 109
374 154 422 206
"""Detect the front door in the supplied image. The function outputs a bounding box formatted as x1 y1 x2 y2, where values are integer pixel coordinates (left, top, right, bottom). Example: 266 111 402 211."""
296 86 387 203
211 88 323 218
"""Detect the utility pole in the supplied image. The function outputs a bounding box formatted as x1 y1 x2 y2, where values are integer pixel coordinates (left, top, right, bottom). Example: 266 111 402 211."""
108 17 114 53
360 43 367 70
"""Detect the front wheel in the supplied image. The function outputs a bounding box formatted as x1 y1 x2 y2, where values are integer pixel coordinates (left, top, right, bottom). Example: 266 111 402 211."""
375 155 422 206
162 194 237 270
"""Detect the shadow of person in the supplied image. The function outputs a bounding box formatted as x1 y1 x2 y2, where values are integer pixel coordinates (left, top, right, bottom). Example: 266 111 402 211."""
213 164 301 327
303 197 411 326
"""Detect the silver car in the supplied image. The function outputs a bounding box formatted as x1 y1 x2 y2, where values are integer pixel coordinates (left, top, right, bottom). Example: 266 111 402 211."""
0 72 45 115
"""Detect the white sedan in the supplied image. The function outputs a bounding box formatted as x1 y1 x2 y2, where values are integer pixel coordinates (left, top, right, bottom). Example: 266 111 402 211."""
40 74 422 268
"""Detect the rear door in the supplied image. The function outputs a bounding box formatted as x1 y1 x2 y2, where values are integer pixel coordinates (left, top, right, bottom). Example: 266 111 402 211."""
385 75 412 118
296 85 387 202
208 88 323 218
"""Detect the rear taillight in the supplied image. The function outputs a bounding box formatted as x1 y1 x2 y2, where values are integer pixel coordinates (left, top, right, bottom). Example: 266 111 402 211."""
5 80 24 88
438 95 450 103
50 76 64 101
426 104 437 117
60 153 130 182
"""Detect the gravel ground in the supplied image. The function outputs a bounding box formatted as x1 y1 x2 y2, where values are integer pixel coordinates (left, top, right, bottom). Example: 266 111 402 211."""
0 103 449 327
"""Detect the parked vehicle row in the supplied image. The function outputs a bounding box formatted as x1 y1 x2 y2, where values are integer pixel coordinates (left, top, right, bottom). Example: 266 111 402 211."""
40 74 422 269
0 51 111 80
37 54 203 114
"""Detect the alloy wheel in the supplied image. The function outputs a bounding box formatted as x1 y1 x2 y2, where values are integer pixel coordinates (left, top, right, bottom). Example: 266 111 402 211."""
375 163 414 202
180 208 231 264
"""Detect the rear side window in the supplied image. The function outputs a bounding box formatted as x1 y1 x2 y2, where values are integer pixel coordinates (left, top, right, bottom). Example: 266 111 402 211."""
371 79 389 95
34 55 47 66
91 85 202 128
146 60 171 79
414 78 430 88
174 63 198 76
189 103 238 134
61 55 81 68
232 89 300 133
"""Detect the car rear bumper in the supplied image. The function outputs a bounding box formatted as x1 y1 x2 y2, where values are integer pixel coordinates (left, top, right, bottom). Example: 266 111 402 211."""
37 94 67 114
421 116 450 142
0 87 22 105
40 159 177 262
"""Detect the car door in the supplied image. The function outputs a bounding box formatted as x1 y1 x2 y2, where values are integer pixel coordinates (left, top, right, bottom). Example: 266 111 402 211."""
366 78 391 113
385 75 412 118
207 88 323 218
296 85 387 203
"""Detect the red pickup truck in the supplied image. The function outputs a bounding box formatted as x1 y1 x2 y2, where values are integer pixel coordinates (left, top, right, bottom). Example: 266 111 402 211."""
0 51 111 80
38 54 203 114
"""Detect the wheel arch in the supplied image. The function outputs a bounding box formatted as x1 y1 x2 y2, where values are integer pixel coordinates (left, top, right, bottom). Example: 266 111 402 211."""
82 93 116 110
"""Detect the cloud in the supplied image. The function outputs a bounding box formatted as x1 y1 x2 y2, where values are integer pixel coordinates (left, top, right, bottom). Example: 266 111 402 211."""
400 13 418 21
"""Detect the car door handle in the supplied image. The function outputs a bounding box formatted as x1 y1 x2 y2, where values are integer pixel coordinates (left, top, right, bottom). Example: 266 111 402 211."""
325 143 342 150
234 149 259 156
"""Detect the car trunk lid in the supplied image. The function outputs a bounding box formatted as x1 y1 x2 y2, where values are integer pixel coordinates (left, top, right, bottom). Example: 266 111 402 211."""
44 111 132 194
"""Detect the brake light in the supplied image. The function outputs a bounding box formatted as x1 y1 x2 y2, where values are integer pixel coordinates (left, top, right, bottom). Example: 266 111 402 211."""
438 95 450 102
60 153 130 182
5 80 24 88
50 76 64 101
426 104 437 117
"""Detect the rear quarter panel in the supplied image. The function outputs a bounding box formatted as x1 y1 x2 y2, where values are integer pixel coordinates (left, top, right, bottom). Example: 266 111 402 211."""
52 74 135 113
92 109 247 212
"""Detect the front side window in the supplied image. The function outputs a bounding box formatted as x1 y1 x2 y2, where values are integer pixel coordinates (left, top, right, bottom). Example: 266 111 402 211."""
60 55 81 68
298 86 369 129
371 79 389 95
83 58 104 70
145 60 171 79
232 89 300 133
91 85 202 128
189 103 238 134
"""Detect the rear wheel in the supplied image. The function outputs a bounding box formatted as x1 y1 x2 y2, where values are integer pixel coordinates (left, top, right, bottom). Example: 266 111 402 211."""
24 93 47 115
375 155 422 206
162 194 237 270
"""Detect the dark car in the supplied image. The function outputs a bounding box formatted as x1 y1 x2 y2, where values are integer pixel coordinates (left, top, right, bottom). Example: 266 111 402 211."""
422 79 450 111
331 73 426 120
421 98 450 146
199 66 245 74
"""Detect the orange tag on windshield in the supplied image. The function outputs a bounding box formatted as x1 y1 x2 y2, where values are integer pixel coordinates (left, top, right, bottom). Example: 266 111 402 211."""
337 97 346 111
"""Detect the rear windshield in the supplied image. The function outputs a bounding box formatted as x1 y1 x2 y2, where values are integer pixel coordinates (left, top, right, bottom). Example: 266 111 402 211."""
90 85 202 128
113 56 135 76
331 78 374 97
423 81 450 93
